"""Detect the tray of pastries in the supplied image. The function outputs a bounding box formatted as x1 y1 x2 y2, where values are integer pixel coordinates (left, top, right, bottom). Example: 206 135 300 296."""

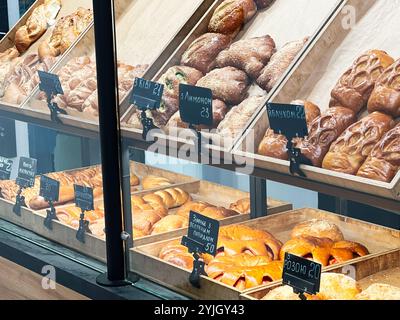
234 0 400 200
121 0 341 152
130 207 400 299
242 249 400 300
20 0 212 130
0 0 94 110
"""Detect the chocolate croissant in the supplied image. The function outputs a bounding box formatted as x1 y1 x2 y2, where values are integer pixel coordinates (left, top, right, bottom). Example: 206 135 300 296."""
330 50 394 114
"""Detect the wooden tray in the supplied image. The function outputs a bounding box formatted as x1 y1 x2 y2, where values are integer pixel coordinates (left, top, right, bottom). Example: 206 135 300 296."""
241 249 400 300
132 179 292 247
121 0 342 153
21 0 213 130
234 0 400 201
130 208 400 300
0 0 93 111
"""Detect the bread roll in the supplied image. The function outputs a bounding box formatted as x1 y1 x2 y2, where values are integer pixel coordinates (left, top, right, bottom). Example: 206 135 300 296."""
141 188 191 209
317 273 361 300
142 176 172 190
330 50 394 114
368 58 400 117
208 0 257 37
15 0 62 53
356 284 400 300
357 124 400 182
150 215 189 235
181 33 231 74
176 201 239 220
291 219 344 242
295 107 357 167
229 197 269 214
159 243 194 270
322 112 394 175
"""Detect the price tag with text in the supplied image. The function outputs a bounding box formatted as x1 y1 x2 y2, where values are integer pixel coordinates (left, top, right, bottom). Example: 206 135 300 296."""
267 103 308 139
283 253 322 295
182 211 219 256
74 185 94 212
179 84 213 127
38 70 64 96
130 77 164 110
16 157 37 188
0 157 13 180
40 175 60 203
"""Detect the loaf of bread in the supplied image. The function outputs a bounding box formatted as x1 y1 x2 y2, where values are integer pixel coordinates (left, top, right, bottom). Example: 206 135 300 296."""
356 284 400 300
15 0 62 53
294 107 357 167
206 256 282 290
368 58 400 117
357 124 400 182
322 112 394 175
132 202 169 236
208 0 257 37
257 38 308 92
216 35 276 79
176 201 239 220
258 100 321 160
181 33 231 74
38 8 93 60
330 50 394 114
196 66 249 105
141 176 173 190
291 219 344 242
150 215 189 235
133 188 191 210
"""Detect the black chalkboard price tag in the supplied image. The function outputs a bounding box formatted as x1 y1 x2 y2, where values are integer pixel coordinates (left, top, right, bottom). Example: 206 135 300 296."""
13 157 37 216
179 84 213 127
266 103 311 177
0 156 13 180
41 175 60 230
38 70 67 123
74 184 94 243
282 253 322 299
181 211 219 288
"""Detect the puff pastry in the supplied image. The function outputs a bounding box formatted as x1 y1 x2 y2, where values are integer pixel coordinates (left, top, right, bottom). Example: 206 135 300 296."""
322 112 394 175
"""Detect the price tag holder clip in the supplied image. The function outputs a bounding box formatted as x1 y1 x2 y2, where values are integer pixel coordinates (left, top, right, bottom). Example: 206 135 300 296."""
76 208 92 243
38 70 66 124
40 175 60 230
44 201 58 230
13 186 26 216
286 140 312 178
74 185 94 243
181 236 206 288
13 157 37 216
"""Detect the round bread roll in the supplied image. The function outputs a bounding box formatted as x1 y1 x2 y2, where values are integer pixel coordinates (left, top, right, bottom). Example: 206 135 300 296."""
291 219 344 242
317 273 361 300
262 286 303 300
356 283 400 300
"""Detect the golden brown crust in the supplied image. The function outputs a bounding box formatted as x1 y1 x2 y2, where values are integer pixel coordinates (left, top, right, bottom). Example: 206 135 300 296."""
322 112 394 175
142 176 173 190
317 273 361 300
216 35 276 79
291 219 344 242
176 201 239 220
159 244 194 270
208 0 257 36
357 124 400 182
181 33 231 74
229 197 268 214
329 240 369 265
141 188 191 209
150 215 189 235
295 107 357 167
330 50 394 114
196 66 250 105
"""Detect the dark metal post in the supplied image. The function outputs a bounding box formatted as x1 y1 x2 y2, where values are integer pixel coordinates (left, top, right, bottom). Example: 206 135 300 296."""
250 176 267 219
92 0 129 286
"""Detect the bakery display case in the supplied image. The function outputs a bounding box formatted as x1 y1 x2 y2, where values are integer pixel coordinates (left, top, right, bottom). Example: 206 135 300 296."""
0 0 399 301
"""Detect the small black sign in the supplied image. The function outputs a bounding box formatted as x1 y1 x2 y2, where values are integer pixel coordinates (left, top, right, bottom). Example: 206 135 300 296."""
38 70 64 96
0 157 13 180
267 103 308 139
74 185 94 212
283 253 322 295
130 77 164 111
16 157 37 188
182 211 219 256
179 84 213 127
40 175 60 203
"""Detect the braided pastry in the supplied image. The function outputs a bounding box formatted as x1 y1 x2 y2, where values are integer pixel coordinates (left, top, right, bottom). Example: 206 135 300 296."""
176 201 239 220
330 50 394 114
141 188 191 209
207 257 283 290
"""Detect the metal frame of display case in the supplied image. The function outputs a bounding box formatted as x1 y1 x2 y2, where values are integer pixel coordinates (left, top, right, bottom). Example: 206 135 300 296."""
0 0 399 298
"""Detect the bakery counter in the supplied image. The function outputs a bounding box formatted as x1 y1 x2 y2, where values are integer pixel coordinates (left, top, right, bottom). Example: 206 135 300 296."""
121 0 341 153
234 0 400 202
131 208 400 300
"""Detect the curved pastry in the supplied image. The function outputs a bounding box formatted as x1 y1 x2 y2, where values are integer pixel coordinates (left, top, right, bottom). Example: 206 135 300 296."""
329 241 369 265
216 35 276 79
295 107 357 167
322 112 394 175
196 66 249 105
291 219 344 242
357 124 400 182
150 215 189 235
208 0 257 37
257 38 308 92
330 50 394 114
142 176 173 190
181 33 231 74
258 100 321 160
368 58 400 117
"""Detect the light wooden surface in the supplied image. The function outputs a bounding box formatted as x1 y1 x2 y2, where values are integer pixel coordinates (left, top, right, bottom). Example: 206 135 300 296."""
132 208 400 300
0 257 88 300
